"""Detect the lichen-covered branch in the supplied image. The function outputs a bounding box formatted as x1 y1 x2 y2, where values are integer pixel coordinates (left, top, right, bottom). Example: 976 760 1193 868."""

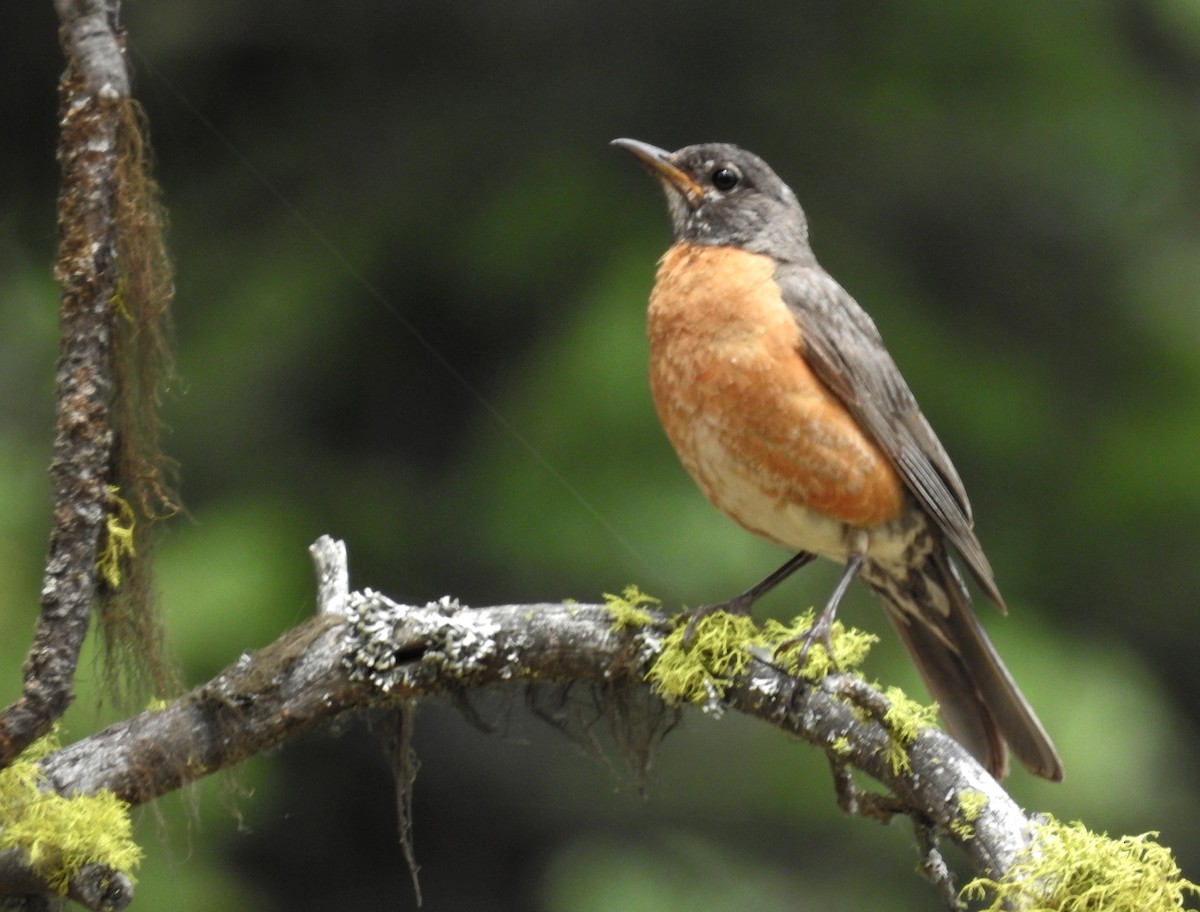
52 0 130 99
0 851 133 912
24 539 1034 899
35 599 634 806
3 0 180 771
10 537 1194 910
0 0 132 768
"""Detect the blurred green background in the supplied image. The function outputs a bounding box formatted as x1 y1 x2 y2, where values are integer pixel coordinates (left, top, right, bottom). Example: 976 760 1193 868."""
3 1 1200 909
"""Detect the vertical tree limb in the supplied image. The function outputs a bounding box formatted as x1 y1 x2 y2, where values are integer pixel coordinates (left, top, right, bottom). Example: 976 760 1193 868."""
0 0 130 767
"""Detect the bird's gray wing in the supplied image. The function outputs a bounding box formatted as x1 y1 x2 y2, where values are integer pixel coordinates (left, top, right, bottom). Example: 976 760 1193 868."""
773 261 1004 609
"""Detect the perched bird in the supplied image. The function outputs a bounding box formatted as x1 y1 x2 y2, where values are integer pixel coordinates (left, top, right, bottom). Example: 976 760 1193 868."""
613 138 1062 781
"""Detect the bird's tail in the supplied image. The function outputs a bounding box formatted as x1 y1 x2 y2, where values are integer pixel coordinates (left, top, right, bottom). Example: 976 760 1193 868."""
862 546 1063 781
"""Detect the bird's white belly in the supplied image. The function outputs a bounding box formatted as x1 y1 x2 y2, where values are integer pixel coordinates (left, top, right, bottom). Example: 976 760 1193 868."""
681 419 912 565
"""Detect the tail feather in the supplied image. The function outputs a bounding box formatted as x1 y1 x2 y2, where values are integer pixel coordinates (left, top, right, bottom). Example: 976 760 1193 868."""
864 547 1063 781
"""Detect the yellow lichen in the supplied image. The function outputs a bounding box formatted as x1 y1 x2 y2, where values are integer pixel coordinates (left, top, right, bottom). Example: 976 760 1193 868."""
879 685 939 774
0 730 142 893
766 612 877 681
646 611 761 704
950 788 988 840
603 585 661 630
646 609 877 705
110 285 132 321
962 815 1199 912
96 485 137 590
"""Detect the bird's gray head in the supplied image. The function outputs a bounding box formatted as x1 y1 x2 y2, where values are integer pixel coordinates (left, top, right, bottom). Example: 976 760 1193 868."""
613 139 812 263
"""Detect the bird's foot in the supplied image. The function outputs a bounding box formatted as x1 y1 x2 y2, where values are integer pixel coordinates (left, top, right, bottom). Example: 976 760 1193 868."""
773 552 864 674
680 551 818 648
773 607 838 670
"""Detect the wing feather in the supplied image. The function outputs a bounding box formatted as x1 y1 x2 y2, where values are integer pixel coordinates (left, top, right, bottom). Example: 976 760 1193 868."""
773 263 1004 609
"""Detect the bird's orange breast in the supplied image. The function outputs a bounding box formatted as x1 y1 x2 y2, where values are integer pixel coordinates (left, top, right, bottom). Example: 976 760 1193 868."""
648 243 905 547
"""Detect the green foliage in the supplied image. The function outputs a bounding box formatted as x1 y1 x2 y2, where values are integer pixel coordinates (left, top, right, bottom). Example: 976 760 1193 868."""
0 730 142 894
962 816 1199 912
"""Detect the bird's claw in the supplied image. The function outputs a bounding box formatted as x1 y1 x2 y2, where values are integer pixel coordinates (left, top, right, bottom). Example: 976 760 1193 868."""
774 612 839 672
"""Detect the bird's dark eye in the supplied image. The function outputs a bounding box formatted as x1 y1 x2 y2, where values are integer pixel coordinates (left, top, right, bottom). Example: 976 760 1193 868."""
711 166 741 191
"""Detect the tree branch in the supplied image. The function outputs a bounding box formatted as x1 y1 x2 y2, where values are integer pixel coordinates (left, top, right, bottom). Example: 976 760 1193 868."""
24 536 1039 907
0 0 130 767
0 852 133 912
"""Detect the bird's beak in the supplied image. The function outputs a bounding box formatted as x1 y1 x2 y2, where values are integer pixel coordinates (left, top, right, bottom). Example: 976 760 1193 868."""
612 138 704 206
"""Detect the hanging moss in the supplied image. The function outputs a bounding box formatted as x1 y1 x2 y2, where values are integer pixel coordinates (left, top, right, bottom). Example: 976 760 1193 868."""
97 97 182 709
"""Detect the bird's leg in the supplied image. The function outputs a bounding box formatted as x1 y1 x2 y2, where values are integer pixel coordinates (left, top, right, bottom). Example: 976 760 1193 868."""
724 550 819 612
775 552 865 665
682 551 817 646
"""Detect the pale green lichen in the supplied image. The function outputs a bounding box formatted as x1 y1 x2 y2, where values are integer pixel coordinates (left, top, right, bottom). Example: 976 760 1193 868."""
619 598 935 778
603 585 661 630
646 609 876 705
0 729 142 894
767 612 877 682
879 685 940 775
97 485 137 590
950 788 988 841
962 815 1199 912
646 611 761 704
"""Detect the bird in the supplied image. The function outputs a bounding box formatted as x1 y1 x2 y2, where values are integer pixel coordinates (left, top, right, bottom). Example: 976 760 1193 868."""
612 138 1063 781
